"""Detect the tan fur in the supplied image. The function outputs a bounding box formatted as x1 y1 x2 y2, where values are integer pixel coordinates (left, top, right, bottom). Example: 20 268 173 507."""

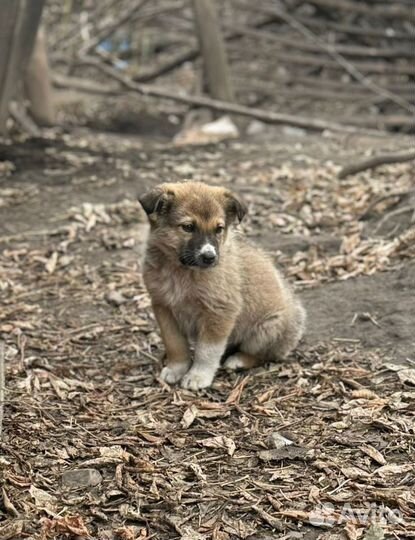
140 181 306 390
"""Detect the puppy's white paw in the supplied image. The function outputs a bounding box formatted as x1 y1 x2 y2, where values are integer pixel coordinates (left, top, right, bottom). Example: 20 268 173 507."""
160 364 188 384
224 354 246 371
181 369 214 391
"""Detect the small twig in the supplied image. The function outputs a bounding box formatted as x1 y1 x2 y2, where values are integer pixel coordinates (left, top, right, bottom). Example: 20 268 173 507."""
0 341 5 439
359 189 415 220
0 225 71 244
134 47 199 83
351 312 381 328
338 150 415 179
374 205 415 234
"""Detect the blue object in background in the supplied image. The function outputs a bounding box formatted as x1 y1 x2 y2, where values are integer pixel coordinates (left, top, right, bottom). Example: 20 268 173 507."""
96 37 130 69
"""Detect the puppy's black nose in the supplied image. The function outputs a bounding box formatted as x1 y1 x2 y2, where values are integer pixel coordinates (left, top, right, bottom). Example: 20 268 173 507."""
201 252 217 265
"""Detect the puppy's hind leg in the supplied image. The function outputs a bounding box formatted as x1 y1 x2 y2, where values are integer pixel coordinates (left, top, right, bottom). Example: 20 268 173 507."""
225 303 306 371
224 320 279 372
224 352 262 371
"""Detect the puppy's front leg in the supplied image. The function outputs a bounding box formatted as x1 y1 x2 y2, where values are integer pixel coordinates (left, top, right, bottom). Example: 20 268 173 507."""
181 325 231 390
153 303 191 384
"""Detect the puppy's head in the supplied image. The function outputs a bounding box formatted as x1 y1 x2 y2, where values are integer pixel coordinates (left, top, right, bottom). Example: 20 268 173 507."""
139 182 246 269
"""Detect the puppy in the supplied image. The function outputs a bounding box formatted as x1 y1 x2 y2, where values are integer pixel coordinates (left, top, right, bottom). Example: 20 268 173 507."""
139 182 306 390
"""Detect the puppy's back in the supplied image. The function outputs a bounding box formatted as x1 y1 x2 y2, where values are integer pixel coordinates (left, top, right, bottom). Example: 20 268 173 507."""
231 238 305 348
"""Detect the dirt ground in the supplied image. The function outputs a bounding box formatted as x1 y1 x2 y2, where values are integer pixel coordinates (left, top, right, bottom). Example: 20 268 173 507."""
0 111 414 539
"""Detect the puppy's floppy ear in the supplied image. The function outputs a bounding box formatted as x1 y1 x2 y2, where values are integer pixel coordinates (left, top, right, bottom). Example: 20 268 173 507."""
224 190 247 223
139 186 174 216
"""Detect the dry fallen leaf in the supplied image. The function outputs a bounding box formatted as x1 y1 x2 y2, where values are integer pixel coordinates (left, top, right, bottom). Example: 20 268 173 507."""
363 524 385 540
267 431 294 449
397 368 415 385
189 462 207 482
180 525 206 540
341 466 370 479
222 516 257 538
226 376 249 404
45 251 58 274
199 436 236 456
1 487 19 517
29 485 57 512
115 526 148 540
40 516 91 538
212 526 230 540
0 520 24 540
99 445 132 462
258 446 310 462
181 405 198 428
351 389 380 400
360 444 386 465
344 522 362 540
373 463 413 476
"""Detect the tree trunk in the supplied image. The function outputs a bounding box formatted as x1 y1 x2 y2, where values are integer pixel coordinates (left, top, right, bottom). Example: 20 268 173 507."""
0 0 45 132
191 0 234 102
24 27 56 126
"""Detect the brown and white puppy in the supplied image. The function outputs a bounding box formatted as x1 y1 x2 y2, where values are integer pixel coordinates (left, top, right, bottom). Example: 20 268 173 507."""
139 181 306 390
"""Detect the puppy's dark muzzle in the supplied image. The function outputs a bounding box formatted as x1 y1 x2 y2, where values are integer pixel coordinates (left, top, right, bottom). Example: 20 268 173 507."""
179 252 218 269
197 252 218 268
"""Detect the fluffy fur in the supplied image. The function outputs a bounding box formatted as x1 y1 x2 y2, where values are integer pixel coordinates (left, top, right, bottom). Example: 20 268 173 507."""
139 181 306 390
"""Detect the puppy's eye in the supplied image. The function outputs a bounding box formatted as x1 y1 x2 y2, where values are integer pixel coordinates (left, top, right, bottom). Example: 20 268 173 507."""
216 225 225 234
181 223 194 233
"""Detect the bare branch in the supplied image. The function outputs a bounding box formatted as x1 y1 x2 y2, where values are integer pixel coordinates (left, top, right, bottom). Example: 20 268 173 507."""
52 73 120 95
267 7 415 115
307 0 415 24
339 150 415 179
231 25 413 59
79 56 386 135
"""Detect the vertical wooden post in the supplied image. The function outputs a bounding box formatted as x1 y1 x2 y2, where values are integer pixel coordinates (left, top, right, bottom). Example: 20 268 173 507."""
191 0 234 102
